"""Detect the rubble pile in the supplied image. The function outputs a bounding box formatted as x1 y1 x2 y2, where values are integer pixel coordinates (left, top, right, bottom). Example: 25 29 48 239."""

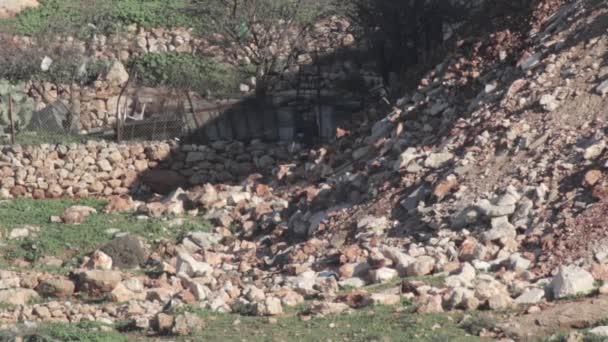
1 0 608 339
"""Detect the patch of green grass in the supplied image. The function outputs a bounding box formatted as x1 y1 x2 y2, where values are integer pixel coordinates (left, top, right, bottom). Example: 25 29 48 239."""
0 306 483 342
0 198 211 266
130 52 242 97
0 132 90 146
554 288 600 302
459 313 496 337
0 321 131 342
177 305 481 342
340 275 447 296
0 0 209 37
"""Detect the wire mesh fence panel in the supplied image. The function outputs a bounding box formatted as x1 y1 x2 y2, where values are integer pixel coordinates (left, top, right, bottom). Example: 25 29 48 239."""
119 115 185 142
1 101 92 145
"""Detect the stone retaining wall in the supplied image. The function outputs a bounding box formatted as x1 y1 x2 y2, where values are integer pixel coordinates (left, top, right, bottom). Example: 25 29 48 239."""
0 140 291 199
14 17 376 134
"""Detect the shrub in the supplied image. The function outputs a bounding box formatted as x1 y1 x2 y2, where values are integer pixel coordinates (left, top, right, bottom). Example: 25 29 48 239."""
130 52 241 97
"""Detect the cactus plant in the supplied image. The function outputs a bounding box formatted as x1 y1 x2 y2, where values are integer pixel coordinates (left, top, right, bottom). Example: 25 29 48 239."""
0 80 35 133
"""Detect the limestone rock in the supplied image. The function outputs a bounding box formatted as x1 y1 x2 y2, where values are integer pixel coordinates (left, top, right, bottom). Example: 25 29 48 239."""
447 287 479 310
474 276 513 310
539 94 559 112
584 140 606 161
483 216 516 241
76 270 122 295
104 195 135 213
153 313 174 333
416 294 444 314
551 266 595 299
104 61 130 85
515 288 545 304
83 250 113 270
36 277 75 298
369 267 398 284
265 297 284 316
172 313 204 336
176 250 213 277
589 326 608 337
406 256 436 277
477 199 516 217
370 293 401 306
424 152 454 169
0 288 39 305
61 205 97 225
110 282 146 302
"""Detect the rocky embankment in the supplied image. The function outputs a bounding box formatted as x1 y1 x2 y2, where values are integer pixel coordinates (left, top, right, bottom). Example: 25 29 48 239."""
2 0 608 340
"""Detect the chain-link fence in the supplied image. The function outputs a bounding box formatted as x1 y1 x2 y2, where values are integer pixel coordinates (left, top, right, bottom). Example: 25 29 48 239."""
0 98 90 145
117 113 185 142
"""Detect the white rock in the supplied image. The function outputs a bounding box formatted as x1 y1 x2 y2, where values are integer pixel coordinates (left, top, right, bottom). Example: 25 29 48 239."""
477 199 516 217
515 288 545 304
244 285 266 302
472 260 491 272
508 253 532 271
293 271 317 294
474 275 512 310
0 289 39 305
83 250 113 270
188 231 222 250
406 256 435 277
239 83 250 93
369 267 398 284
105 61 129 85
264 297 283 315
496 186 521 206
370 293 401 306
584 140 606 160
0 189 11 199
589 326 608 337
551 266 595 299
0 277 20 290
448 287 478 310
339 277 366 289
41 56 53 71
176 250 213 277
483 216 516 241
424 152 454 169
228 191 251 205
357 216 389 232
97 159 113 172
539 94 559 111
380 246 415 276
9 227 30 239
394 148 419 171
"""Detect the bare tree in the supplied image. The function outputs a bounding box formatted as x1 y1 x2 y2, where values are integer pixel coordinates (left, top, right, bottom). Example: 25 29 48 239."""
193 0 336 98
0 34 105 132
0 0 113 132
